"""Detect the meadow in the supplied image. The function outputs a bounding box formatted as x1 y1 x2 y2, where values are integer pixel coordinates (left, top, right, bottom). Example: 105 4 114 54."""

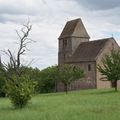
0 89 120 120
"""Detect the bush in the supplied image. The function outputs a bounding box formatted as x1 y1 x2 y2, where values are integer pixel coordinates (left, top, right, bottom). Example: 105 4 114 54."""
5 75 37 108
0 79 5 97
0 65 6 97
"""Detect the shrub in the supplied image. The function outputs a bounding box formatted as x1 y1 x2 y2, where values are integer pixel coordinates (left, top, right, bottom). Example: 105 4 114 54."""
5 75 37 108
0 79 5 97
0 65 6 97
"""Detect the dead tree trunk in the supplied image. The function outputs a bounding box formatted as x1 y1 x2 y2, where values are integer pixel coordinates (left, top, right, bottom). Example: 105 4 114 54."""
2 20 33 79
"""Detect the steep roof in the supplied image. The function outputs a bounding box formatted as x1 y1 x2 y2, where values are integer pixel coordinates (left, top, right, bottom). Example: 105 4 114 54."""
59 18 90 39
67 38 112 62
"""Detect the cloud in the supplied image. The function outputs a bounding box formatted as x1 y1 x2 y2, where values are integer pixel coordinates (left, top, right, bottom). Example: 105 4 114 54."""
0 0 120 69
75 0 120 10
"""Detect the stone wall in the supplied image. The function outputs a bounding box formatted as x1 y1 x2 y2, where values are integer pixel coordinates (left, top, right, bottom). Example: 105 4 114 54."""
96 38 120 89
57 61 96 91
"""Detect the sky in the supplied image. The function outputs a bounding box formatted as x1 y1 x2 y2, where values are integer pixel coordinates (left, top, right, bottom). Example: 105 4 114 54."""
0 0 120 70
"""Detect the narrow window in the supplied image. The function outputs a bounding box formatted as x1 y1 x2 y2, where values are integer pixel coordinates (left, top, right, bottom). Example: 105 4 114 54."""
88 64 91 71
64 54 66 60
63 40 67 49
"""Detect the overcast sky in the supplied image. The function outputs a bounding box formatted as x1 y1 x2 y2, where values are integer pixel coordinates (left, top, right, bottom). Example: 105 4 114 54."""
0 0 120 69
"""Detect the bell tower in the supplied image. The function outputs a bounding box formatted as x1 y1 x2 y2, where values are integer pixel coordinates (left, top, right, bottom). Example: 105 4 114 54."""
58 18 90 65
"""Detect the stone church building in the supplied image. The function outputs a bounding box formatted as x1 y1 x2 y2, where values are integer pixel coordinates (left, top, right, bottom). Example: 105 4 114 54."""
58 18 120 91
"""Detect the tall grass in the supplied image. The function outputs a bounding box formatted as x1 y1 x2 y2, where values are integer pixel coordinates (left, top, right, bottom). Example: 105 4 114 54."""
0 89 120 120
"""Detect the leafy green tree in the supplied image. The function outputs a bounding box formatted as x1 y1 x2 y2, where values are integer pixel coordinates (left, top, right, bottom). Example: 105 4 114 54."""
59 64 84 93
39 65 59 93
98 50 120 91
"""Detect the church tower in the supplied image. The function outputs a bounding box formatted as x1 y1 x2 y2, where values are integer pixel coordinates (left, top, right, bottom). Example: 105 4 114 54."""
58 18 90 65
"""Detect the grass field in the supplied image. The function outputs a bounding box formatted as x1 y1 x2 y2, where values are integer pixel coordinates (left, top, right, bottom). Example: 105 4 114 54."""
0 89 120 120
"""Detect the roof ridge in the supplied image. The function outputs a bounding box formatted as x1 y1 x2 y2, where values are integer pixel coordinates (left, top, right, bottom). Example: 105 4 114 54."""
92 37 114 41
79 37 112 45
67 18 81 23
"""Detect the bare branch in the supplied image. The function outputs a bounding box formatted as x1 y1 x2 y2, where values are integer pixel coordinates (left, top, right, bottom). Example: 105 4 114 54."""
1 20 33 79
16 30 22 40
26 59 35 67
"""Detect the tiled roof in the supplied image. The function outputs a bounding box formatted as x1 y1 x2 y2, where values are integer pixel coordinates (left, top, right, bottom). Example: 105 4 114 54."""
59 18 90 39
67 38 112 62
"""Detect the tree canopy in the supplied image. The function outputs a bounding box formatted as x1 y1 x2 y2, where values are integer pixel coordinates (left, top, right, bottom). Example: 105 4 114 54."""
98 50 120 91
59 64 84 93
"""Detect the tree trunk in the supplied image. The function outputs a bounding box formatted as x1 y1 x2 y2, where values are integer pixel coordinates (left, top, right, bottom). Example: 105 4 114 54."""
115 81 117 92
111 80 117 92
64 84 68 94
54 81 58 92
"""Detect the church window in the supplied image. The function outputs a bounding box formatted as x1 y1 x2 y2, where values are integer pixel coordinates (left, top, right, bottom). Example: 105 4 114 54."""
63 39 67 49
88 64 91 71
64 54 66 60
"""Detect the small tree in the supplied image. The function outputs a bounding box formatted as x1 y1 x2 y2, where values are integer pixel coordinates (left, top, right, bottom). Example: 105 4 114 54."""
59 64 84 93
1 21 37 108
98 50 120 91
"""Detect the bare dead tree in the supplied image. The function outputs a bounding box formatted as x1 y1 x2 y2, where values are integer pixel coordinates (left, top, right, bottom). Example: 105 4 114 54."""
2 20 33 79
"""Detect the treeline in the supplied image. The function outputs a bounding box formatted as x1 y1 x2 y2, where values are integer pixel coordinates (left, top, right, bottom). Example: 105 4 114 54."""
0 65 53 97
0 64 84 97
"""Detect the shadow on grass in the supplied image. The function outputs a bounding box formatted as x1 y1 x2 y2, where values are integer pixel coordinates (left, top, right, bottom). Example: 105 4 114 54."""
37 89 119 97
38 92 67 97
90 90 118 95
0 106 16 111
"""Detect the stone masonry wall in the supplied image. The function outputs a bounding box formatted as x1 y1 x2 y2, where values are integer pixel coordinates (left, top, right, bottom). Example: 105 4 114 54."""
96 39 120 89
57 61 96 91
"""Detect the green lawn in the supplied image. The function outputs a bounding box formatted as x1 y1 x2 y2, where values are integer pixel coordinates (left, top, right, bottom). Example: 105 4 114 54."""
0 89 120 120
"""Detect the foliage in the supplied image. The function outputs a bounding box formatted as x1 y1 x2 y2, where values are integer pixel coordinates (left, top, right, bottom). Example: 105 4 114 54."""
38 65 59 93
59 64 84 93
17 66 59 93
98 50 120 91
36 64 84 94
19 66 40 92
5 75 37 108
0 64 6 97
